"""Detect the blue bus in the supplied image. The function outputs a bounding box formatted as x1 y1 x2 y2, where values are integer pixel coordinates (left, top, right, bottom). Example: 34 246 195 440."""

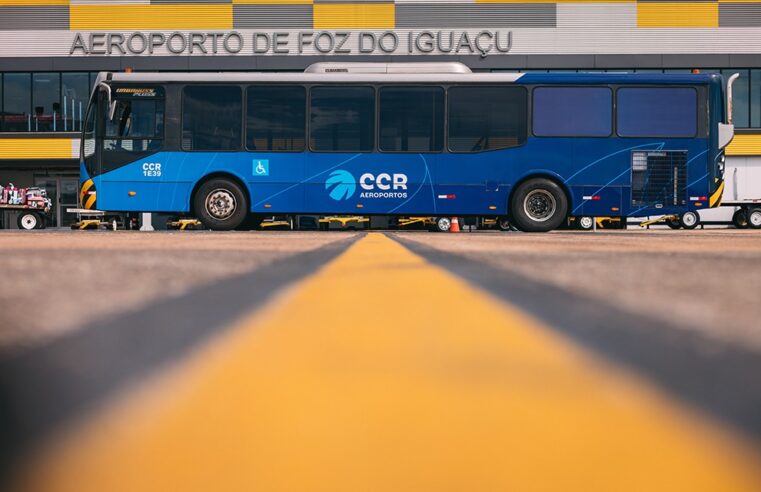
80 63 737 232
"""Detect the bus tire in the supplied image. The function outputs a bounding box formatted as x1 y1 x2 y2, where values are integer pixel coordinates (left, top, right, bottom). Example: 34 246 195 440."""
747 208 761 229
18 212 41 230
576 216 594 231
193 178 248 231
680 211 700 230
510 178 568 232
732 209 748 229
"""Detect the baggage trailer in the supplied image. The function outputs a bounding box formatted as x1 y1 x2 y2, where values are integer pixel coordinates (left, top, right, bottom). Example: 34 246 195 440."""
0 203 51 230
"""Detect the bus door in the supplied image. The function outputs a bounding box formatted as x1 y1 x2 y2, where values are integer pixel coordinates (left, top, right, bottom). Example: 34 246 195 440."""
98 86 166 212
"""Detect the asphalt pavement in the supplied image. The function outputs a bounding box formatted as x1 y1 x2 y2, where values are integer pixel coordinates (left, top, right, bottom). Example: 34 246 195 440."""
1 228 760 491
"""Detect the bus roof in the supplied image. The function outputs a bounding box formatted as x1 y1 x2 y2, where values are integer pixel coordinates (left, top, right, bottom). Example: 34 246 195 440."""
99 70 722 86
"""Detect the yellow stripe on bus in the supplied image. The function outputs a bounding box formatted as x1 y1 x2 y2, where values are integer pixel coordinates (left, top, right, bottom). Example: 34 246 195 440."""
84 193 96 210
16 233 761 492
79 179 93 204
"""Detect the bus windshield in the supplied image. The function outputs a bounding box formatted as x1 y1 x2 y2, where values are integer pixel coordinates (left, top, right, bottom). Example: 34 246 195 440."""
104 97 164 153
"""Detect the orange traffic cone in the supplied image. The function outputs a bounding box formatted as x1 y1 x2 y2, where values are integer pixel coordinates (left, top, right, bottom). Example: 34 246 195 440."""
450 217 460 233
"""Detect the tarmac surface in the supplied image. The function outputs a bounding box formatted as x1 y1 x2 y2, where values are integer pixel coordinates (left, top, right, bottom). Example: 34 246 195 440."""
0 228 760 491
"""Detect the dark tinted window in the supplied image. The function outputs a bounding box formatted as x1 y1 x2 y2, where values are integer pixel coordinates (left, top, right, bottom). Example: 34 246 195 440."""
533 87 612 137
448 86 527 152
62 72 90 132
183 86 242 151
4 73 31 132
310 86 374 152
246 86 305 152
32 73 61 132
379 86 444 152
617 87 697 137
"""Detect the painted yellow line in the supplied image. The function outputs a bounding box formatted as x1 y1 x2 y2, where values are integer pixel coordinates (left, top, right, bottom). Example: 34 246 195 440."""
16 233 761 492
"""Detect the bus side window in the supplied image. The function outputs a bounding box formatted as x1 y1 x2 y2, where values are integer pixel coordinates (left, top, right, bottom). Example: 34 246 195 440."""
533 87 612 137
617 87 698 138
448 86 527 152
246 86 306 152
379 86 444 152
182 86 242 151
310 86 374 152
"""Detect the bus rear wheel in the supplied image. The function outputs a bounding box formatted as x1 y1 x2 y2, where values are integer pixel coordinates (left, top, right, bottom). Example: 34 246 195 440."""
193 178 248 231
510 178 568 232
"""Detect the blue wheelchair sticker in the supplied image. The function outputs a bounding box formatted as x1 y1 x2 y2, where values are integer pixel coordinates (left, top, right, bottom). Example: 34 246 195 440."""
253 159 269 176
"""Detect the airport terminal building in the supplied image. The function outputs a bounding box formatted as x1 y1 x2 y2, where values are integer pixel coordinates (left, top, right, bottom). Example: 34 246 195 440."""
0 0 759 227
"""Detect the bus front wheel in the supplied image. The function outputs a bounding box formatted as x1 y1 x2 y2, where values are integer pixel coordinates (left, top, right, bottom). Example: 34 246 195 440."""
194 178 249 231
510 178 568 232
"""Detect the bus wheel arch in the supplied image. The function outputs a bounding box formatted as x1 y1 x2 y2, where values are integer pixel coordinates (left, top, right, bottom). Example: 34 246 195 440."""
508 174 571 232
191 173 250 231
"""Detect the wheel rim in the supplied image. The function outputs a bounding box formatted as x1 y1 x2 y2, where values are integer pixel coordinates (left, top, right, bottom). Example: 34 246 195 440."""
750 211 761 227
205 189 237 220
21 214 37 230
498 218 510 229
579 217 594 229
682 213 697 227
523 190 556 223
438 218 451 231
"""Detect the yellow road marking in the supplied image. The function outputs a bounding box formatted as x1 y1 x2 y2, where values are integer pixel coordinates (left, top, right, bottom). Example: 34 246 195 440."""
17 233 761 492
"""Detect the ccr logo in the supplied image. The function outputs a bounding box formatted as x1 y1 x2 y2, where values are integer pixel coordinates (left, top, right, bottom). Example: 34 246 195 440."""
326 170 356 200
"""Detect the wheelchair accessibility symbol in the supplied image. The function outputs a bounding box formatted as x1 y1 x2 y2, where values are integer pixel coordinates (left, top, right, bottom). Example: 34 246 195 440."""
253 159 269 176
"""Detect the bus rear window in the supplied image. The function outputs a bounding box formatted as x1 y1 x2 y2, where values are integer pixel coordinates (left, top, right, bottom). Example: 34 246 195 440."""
533 87 612 137
182 86 242 151
617 87 697 138
448 86 527 152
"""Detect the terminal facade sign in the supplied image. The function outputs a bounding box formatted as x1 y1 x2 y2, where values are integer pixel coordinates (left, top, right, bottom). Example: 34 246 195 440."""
69 30 513 57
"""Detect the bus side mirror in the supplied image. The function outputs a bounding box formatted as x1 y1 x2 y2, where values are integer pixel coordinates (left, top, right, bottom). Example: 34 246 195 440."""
98 81 118 120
